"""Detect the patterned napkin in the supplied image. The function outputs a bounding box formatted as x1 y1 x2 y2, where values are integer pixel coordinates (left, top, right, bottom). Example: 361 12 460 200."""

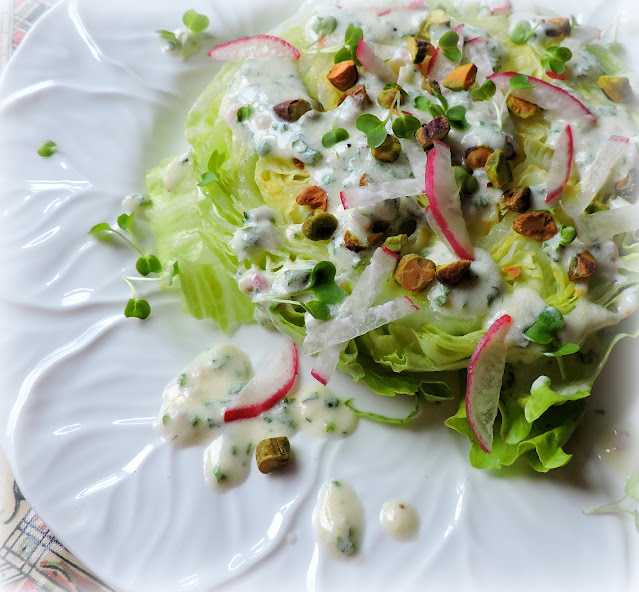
0 1 111 589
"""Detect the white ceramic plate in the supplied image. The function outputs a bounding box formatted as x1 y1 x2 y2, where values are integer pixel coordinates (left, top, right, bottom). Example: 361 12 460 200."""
1 1 638 590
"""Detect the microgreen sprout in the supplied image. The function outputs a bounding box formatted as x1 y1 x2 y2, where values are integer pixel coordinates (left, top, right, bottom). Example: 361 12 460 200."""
322 128 350 148
334 23 364 65
156 9 210 61
356 113 390 148
542 342 580 379
584 472 639 533
236 105 251 123
509 73 536 89
313 16 338 38
438 30 461 62
509 20 539 45
542 45 572 75
524 306 564 345
414 84 469 130
37 140 58 157
471 79 496 101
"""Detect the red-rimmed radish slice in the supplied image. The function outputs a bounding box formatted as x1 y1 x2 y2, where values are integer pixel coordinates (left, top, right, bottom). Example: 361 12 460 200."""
302 296 419 357
486 0 510 12
545 124 573 204
488 72 596 124
340 178 423 209
577 202 639 244
562 135 630 218
356 39 398 83
403 0 424 8
545 70 567 81
377 8 392 16
466 314 513 453
425 140 475 261
223 341 299 422
465 37 493 83
311 247 399 384
368 42 411 65
208 35 301 61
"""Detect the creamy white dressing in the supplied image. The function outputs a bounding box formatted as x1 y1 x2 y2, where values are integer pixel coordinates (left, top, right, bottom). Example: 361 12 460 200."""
379 500 419 541
157 345 356 491
312 480 364 559
163 152 192 191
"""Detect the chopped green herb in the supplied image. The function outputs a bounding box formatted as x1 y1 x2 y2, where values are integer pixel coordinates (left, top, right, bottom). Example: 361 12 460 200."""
231 446 238 456
322 128 350 148
246 443 253 456
162 414 170 425
324 397 340 409
213 466 227 483
178 373 187 387
434 284 451 306
325 422 336 432
237 106 251 122
37 140 57 157
332 480 342 487
190 416 201 427
336 526 357 555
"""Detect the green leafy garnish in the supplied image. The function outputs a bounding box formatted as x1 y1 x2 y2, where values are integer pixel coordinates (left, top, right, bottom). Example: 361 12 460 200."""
509 21 537 45
445 105 469 130
335 23 363 65
136 254 162 276
542 46 572 75
199 171 220 187
182 9 209 32
524 307 564 345
509 73 536 89
309 261 348 304
391 113 421 138
322 128 350 148
438 30 461 62
584 471 639 532
236 106 251 123
336 526 357 555
124 298 151 320
356 113 389 148
415 90 468 129
313 16 338 38
471 79 496 101
543 343 580 357
302 300 332 320
156 30 178 45
559 225 577 245
414 95 430 111
37 140 57 157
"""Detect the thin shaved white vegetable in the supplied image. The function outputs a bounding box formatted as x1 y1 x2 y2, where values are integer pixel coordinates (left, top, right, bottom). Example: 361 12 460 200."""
577 202 639 244
563 135 629 218
401 139 427 191
465 37 493 83
340 178 423 209
303 296 419 357
311 248 399 383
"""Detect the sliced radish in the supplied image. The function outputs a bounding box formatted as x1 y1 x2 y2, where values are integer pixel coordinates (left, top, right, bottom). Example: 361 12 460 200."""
425 140 475 261
302 296 419 357
465 37 493 83
403 0 424 7
486 0 510 12
428 25 463 80
545 124 573 204
223 341 298 422
488 72 596 124
311 247 399 384
401 139 427 191
367 42 411 66
340 179 423 209
377 8 392 16
577 202 639 244
208 35 301 62
545 70 567 81
466 314 513 453
562 135 630 218
356 39 398 83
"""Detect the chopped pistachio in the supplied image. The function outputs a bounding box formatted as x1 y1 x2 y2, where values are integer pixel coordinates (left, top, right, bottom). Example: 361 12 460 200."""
484 150 513 188
615 169 638 199
407 36 435 64
302 210 338 241
506 94 538 118
378 86 404 109
415 115 450 150
371 134 402 163
292 158 305 170
328 60 359 91
394 254 436 292
296 186 328 211
383 234 408 254
256 436 291 474
568 252 597 281
513 211 558 241
338 84 371 109
435 260 471 286
273 99 311 122
442 63 477 91
344 230 367 252
543 18 571 38
464 145 493 170
502 186 531 212
421 78 441 95
367 232 385 245
598 76 633 103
